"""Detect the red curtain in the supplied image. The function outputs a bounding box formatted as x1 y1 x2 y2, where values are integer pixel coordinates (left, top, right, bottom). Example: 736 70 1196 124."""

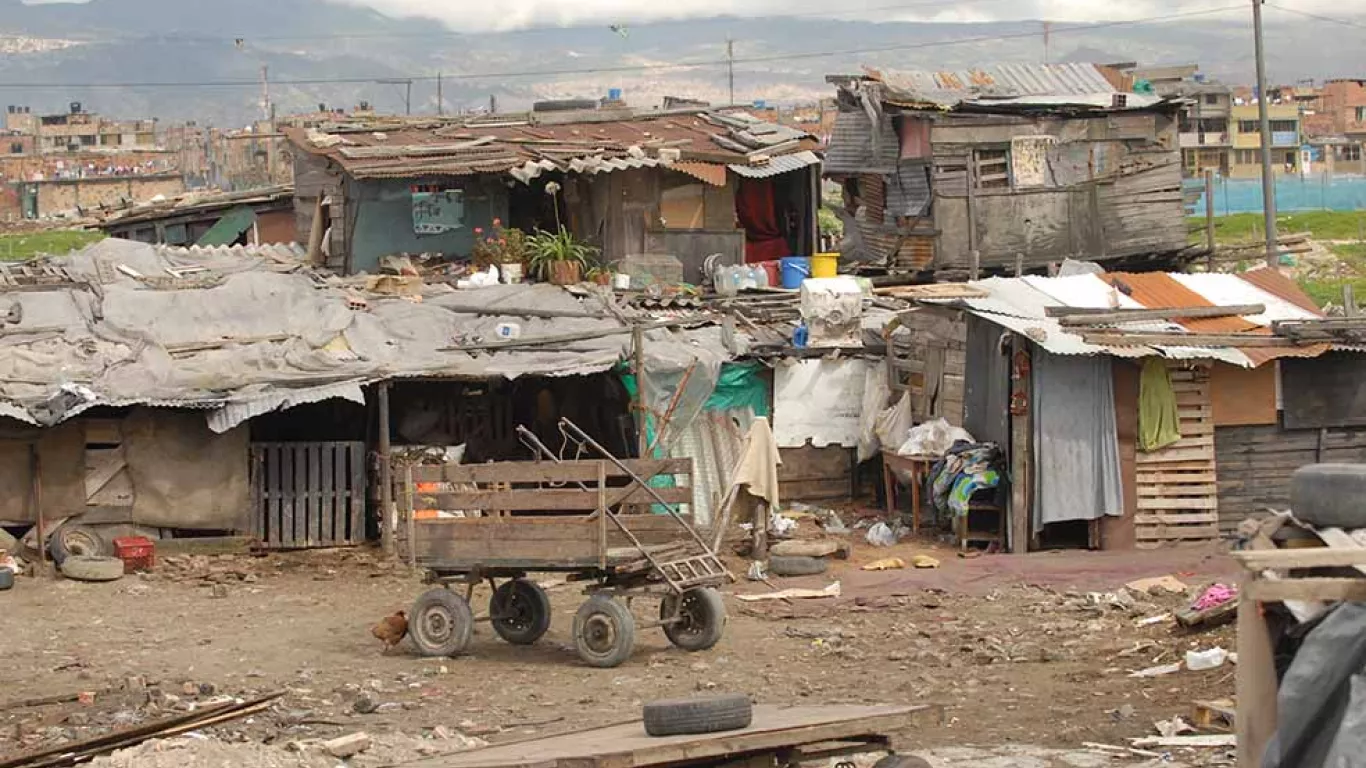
736 178 789 263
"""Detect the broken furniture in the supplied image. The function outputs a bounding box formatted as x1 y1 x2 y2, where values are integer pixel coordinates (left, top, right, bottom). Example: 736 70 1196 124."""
398 704 932 768
880 450 931 532
398 418 733 668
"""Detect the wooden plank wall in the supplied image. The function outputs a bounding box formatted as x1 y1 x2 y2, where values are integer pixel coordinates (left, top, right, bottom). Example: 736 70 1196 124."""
888 307 966 426
1133 363 1221 548
1216 424 1366 535
252 441 366 549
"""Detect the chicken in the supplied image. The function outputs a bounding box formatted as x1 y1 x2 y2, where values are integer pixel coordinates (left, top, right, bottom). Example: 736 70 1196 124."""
371 611 408 654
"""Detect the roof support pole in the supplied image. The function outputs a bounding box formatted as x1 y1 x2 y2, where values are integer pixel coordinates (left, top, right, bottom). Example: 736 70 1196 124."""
1252 0 1278 269
377 382 394 558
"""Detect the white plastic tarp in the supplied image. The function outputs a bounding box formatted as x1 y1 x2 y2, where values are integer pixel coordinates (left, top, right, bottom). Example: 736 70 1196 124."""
773 359 875 448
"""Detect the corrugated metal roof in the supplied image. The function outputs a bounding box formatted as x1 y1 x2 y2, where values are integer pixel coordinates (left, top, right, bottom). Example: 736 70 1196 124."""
1222 267 1323 315
823 110 899 175
865 63 1168 111
729 150 821 179
923 271 1330 368
287 108 820 182
207 380 366 434
672 161 728 186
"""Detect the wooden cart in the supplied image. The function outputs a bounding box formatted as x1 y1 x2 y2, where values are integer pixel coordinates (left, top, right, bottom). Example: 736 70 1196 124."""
398 420 734 668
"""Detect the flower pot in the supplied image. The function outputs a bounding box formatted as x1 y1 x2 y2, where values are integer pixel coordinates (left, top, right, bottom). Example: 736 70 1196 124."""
501 262 524 284
548 261 582 286
592 272 612 286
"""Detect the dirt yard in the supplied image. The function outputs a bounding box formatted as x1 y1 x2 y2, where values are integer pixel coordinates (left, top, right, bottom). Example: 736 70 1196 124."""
0 534 1239 767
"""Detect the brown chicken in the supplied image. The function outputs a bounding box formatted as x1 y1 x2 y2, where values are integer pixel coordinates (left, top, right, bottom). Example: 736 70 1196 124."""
371 611 408 654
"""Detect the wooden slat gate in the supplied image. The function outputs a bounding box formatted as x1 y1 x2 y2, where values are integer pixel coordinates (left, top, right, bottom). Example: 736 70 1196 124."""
251 442 366 549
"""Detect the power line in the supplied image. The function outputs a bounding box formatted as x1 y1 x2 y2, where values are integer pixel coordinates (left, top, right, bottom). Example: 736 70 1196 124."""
1265 4 1366 30
0 5 1244 91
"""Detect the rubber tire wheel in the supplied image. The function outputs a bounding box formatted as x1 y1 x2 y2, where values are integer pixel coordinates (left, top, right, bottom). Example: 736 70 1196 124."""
1291 464 1366 528
643 694 753 737
409 587 474 657
768 554 828 577
60 555 124 582
660 587 726 652
0 569 13 591
573 596 636 668
490 579 552 645
49 524 109 566
872 755 932 768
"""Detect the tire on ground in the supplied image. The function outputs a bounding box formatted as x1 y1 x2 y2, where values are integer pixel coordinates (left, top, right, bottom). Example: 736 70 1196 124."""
767 554 828 577
661 587 726 651
60 555 124 582
643 694 753 737
1291 464 1366 529
490 578 552 645
872 755 933 768
573 596 635 668
49 524 109 566
409 587 474 657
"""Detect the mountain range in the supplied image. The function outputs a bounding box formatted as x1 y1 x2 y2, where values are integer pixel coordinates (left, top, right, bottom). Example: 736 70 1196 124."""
0 0 1361 127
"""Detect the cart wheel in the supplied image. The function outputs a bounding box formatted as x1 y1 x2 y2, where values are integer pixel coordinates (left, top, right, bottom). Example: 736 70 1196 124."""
573 596 636 668
409 587 474 657
660 587 726 652
490 579 552 645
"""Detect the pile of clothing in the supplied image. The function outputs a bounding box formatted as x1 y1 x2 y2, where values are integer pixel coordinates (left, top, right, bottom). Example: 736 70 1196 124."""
928 442 1005 521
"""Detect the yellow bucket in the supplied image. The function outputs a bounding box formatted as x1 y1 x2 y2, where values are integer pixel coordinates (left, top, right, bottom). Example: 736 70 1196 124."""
811 252 839 278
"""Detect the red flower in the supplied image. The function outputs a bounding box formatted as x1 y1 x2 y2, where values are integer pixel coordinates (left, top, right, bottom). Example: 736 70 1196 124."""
492 217 503 227
474 227 484 235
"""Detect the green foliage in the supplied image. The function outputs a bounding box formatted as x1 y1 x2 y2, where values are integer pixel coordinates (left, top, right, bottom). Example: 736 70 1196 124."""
1192 210 1366 245
524 227 599 281
0 230 105 261
817 206 843 237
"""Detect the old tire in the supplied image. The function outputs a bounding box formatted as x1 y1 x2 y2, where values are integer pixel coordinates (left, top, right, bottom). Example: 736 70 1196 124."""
872 755 932 768
409 587 474 657
1292 464 1366 529
49 524 109 566
60 555 124 582
661 587 726 652
0 569 13 590
573 596 635 668
490 579 552 645
768 554 828 577
643 694 753 737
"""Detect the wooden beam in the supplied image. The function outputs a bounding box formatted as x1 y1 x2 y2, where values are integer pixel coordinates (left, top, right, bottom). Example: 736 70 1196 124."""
1054 304 1266 326
1009 336 1030 554
1233 548 1366 571
377 383 394 558
1244 577 1366 602
1080 332 1305 348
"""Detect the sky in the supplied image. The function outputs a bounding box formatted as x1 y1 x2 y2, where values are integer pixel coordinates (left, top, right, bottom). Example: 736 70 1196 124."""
338 0 1363 31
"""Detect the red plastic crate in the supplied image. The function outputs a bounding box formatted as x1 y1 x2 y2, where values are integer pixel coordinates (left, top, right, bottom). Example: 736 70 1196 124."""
113 536 155 573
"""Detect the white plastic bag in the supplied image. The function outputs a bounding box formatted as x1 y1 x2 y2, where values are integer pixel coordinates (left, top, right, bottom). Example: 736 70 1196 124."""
898 418 975 458
1185 647 1228 671
865 521 898 547
857 362 892 462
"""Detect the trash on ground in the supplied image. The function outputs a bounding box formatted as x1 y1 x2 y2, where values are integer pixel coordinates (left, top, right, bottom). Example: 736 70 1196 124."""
1124 575 1188 595
862 557 907 571
865 522 899 547
1128 662 1183 678
735 582 841 602
1185 647 1229 671
911 554 940 569
1135 613 1172 627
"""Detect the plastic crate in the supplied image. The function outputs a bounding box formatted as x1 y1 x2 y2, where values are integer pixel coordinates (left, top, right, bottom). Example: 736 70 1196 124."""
113 536 155 573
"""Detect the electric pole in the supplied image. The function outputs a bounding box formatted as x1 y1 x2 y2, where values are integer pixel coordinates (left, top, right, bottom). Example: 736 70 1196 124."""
259 65 272 124
437 72 444 116
1252 0 1278 268
727 38 735 105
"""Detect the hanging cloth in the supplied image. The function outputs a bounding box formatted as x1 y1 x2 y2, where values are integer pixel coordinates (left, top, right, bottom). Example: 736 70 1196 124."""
1139 358 1182 452
735 178 790 263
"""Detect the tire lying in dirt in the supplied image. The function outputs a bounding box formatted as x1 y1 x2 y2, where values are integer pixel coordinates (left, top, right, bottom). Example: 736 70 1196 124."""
767 554 828 577
643 694 753 737
49 524 110 566
60 556 124 583
872 755 933 768
1291 464 1366 529
0 569 13 591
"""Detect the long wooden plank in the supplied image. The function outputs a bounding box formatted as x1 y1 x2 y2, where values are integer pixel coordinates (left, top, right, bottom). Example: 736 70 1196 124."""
320 444 335 544
421 486 694 512
1245 578 1366 602
1137 496 1218 510
309 443 323 546
250 448 264 541
1135 524 1221 540
349 443 365 545
1234 548 1366 570
403 705 931 768
294 444 308 547
1137 448 1214 465
1135 511 1220 525
1137 483 1219 497
279 446 294 548
408 459 694 485
1137 471 1217 484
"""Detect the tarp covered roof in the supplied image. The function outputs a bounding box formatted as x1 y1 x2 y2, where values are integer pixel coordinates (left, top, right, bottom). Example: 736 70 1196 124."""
0 239 728 432
919 268 1328 368
284 108 820 184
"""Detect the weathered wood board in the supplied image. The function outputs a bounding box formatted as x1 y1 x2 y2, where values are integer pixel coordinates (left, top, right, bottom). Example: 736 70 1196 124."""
1134 364 1220 548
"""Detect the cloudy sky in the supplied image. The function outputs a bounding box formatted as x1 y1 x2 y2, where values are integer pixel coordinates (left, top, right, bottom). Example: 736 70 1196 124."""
338 0 1360 31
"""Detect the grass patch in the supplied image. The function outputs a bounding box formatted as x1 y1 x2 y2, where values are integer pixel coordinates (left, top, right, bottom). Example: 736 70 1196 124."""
1191 210 1366 245
0 230 105 261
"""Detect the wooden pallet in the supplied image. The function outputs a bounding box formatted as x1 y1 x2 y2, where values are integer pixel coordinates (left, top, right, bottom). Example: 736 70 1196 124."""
1134 364 1220 547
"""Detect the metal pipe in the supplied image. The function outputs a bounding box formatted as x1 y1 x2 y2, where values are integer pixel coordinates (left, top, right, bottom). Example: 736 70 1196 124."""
1252 0 1279 268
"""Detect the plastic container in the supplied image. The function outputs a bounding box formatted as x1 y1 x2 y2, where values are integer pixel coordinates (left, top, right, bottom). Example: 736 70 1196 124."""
780 256 811 289
812 252 839 278
113 536 155 573
759 260 780 287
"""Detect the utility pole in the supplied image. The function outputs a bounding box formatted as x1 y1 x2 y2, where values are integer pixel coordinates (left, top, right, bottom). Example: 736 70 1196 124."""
1042 21 1051 64
1252 0 1278 268
726 38 736 105
259 65 271 123
437 72 444 116
405 80 412 116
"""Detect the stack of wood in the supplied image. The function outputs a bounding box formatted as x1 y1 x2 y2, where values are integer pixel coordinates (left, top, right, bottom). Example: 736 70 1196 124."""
1273 317 1366 345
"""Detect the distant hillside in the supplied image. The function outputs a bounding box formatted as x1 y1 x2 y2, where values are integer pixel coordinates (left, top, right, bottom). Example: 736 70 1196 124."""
0 0 1360 126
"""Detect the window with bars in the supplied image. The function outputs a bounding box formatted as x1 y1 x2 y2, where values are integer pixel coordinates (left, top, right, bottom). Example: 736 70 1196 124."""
972 148 1010 189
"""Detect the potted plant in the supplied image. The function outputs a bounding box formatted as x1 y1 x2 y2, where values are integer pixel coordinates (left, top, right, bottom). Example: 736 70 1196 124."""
525 181 599 285
586 266 612 286
471 218 526 283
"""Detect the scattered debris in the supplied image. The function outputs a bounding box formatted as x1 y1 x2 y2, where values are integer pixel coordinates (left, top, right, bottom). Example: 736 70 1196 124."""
1135 613 1172 627
911 555 940 569
1128 662 1183 678
320 732 372 759
735 582 840 602
1130 734 1237 749
1154 715 1195 738
1185 647 1229 671
1124 575 1188 596
1191 698 1236 731
769 540 850 559
862 558 906 571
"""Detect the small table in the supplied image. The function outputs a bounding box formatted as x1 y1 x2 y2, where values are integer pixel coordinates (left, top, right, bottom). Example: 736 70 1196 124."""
881 450 935 533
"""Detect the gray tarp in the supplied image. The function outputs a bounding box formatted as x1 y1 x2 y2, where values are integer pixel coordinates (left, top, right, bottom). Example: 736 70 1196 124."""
1030 349 1124 533
0 239 720 432
1264 602 1366 768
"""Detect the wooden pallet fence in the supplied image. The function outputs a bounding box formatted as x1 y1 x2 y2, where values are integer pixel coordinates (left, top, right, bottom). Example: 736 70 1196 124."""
251 441 366 550
1134 364 1220 547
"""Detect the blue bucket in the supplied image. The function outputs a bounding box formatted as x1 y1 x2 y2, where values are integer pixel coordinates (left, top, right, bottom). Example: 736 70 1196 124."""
780 257 810 289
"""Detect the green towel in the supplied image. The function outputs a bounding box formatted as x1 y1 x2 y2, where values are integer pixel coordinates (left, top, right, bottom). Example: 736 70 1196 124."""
1139 358 1182 452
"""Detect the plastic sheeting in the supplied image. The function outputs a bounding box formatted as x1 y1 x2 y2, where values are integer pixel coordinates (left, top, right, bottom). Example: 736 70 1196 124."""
1264 603 1366 768
773 359 876 448
1031 350 1124 533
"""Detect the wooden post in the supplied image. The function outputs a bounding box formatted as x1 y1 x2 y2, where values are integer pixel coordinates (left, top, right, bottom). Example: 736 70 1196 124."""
632 323 648 458
966 153 980 279
1009 336 1031 554
1236 583 1277 768
1345 284 1358 317
29 443 45 573
1014 253 1024 277
1204 169 1217 270
377 382 394 558
753 501 769 561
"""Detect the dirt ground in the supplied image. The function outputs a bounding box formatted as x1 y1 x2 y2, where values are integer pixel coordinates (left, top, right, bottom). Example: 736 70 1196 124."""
0 532 1239 767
